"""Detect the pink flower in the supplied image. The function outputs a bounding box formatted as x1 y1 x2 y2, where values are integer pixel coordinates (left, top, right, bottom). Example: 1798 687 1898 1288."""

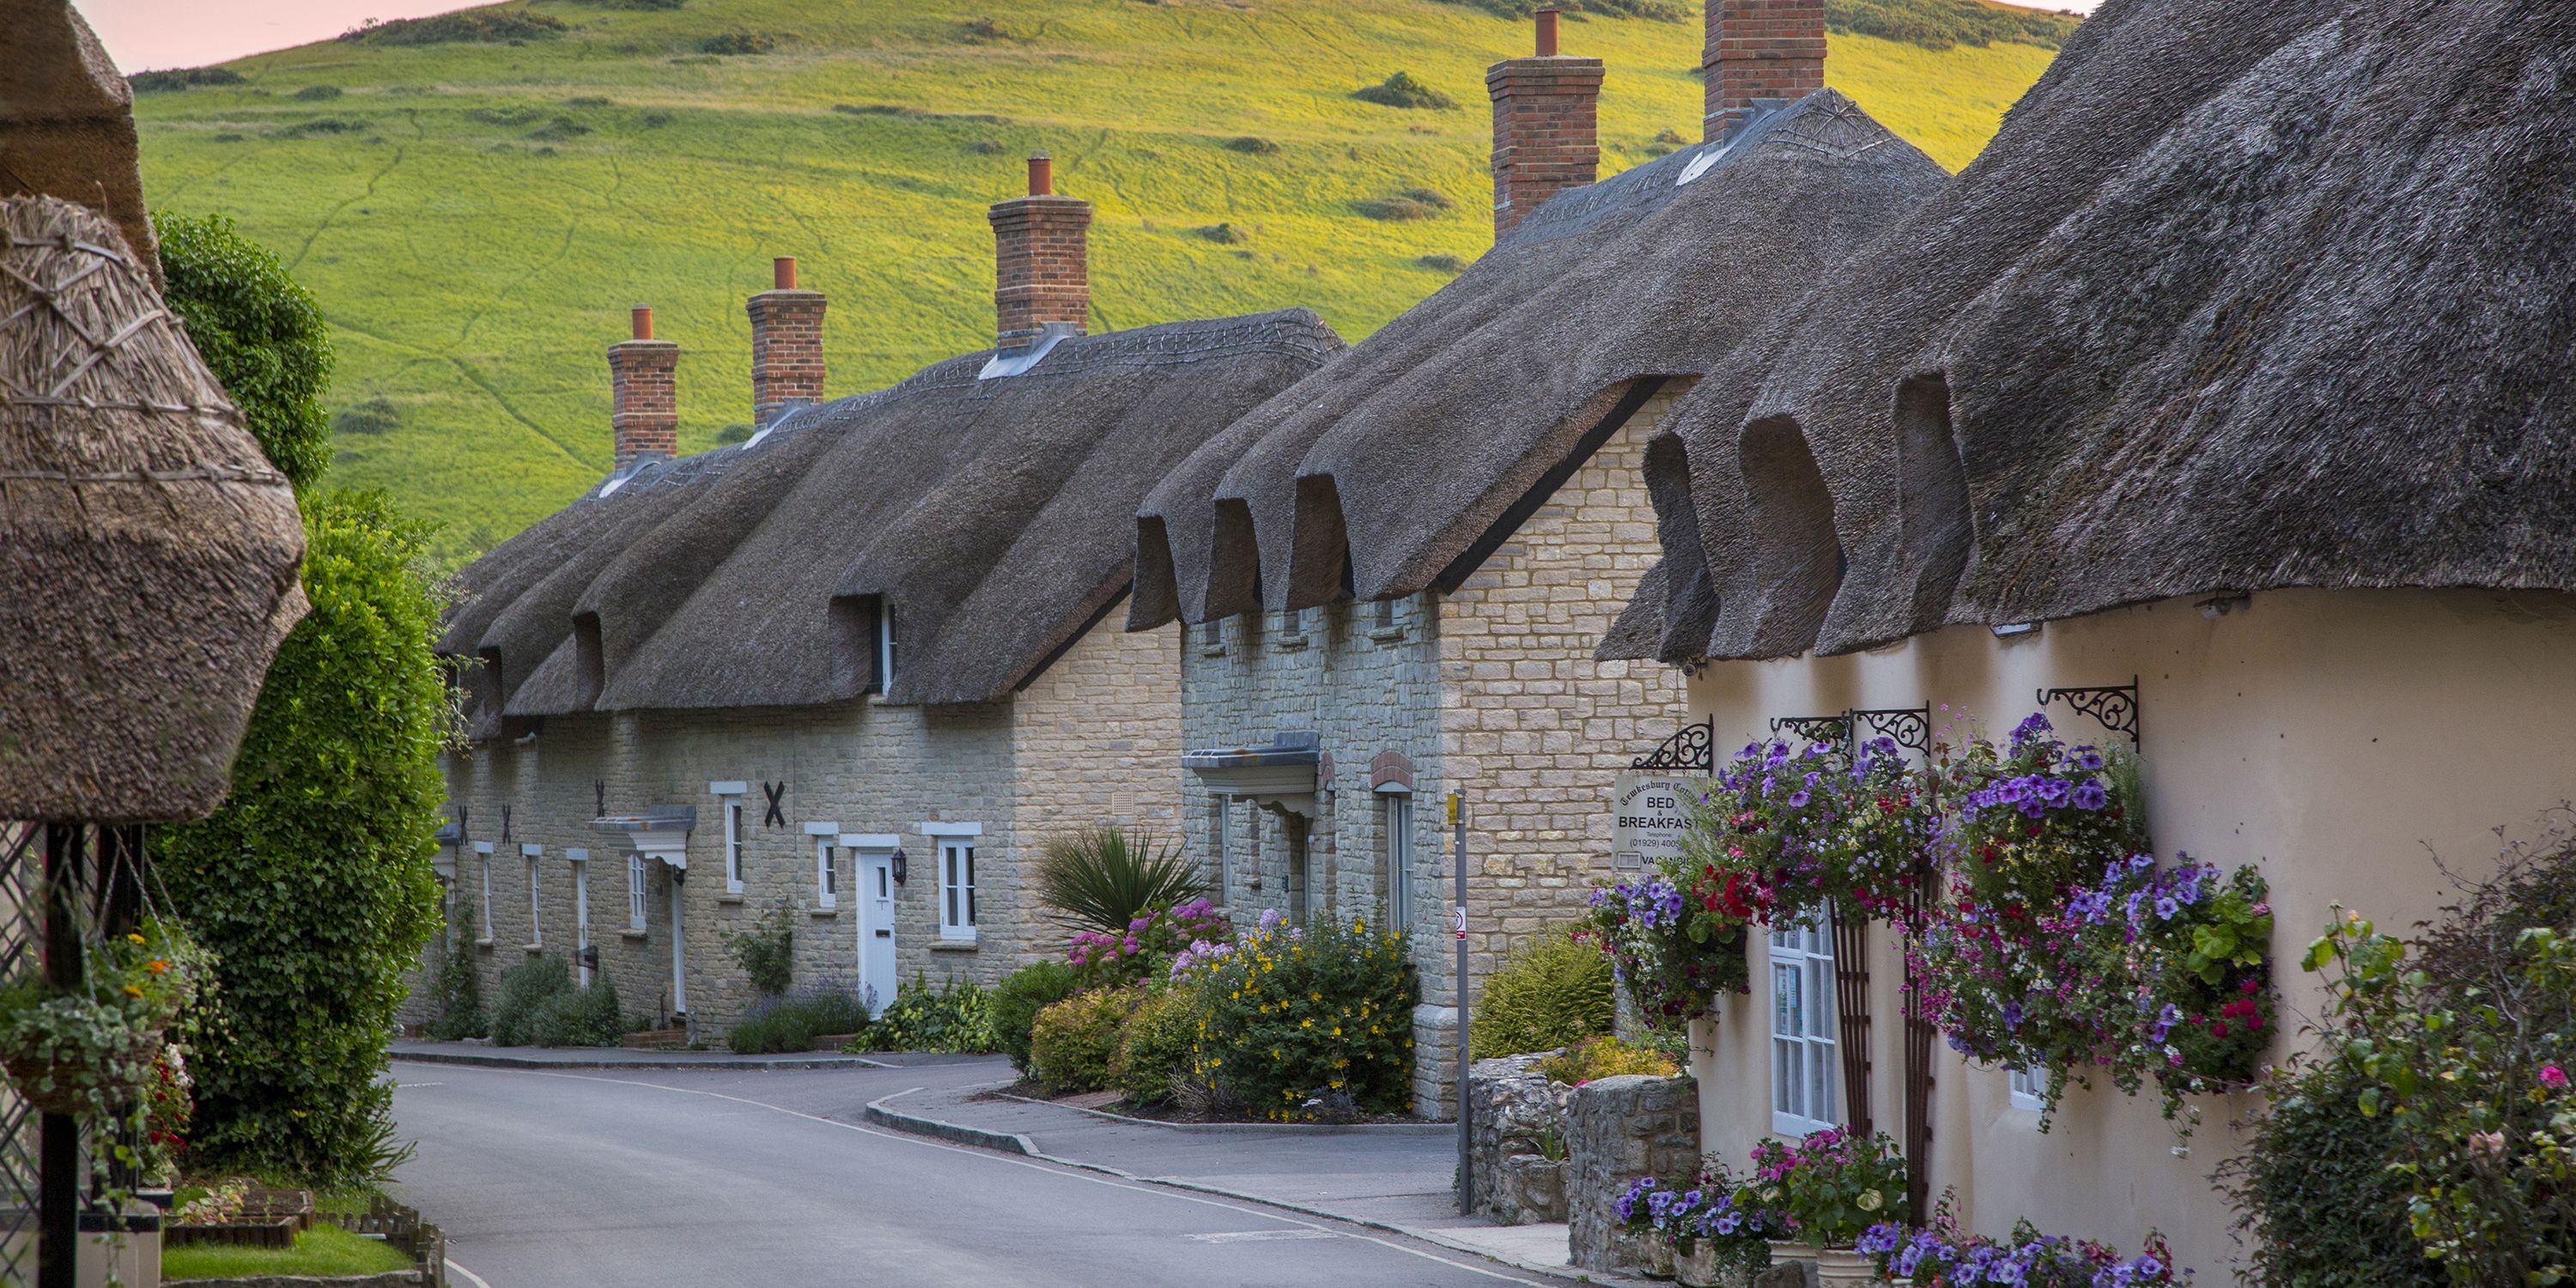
2543 1066 2568 1091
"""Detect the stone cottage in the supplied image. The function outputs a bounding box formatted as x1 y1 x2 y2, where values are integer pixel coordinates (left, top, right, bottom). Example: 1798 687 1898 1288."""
428 160 1343 1039
1128 3 1945 1114
1602 0 2576 1270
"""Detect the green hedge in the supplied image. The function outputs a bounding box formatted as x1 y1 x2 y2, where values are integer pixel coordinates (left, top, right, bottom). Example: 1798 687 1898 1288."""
727 991 868 1055
1112 984 1206 1106
1471 930 1614 1060
1030 988 1139 1093
991 961 1080 1072
151 211 333 492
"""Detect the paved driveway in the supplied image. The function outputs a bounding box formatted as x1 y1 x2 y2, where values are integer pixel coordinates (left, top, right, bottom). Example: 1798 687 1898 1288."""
390 1060 1549 1288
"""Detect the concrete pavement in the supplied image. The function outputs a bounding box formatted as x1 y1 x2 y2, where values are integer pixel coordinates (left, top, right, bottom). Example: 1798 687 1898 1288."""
388 1057 1574 1288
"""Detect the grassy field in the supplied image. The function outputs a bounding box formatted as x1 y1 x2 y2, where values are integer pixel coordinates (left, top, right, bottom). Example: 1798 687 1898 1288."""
130 0 2063 562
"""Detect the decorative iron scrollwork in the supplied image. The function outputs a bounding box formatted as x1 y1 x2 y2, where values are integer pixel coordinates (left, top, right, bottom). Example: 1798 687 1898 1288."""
1769 714 1853 750
1632 717 1715 773
2036 677 2142 749
1850 706 1932 758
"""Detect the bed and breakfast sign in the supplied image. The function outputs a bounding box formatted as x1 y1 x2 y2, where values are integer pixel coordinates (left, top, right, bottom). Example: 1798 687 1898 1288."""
1611 772 1707 871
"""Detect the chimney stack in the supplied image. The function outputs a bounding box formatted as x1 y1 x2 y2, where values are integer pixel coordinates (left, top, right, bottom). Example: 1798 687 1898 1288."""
987 153 1091 352
608 305 677 468
746 255 826 428
1704 0 1826 141
1486 9 1602 240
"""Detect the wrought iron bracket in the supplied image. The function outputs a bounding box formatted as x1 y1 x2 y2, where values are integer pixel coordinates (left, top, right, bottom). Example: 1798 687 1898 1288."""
1850 706 1932 758
1631 717 1714 773
1769 713 1853 750
2035 677 2142 749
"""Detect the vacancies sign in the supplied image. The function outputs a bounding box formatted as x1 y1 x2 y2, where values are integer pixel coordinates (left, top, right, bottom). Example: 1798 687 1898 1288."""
1612 772 1707 871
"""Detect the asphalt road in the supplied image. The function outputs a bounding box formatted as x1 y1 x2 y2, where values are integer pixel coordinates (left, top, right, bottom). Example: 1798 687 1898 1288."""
389 1060 1543 1288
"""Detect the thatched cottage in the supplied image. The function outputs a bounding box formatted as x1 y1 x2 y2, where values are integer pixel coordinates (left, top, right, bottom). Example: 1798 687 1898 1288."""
431 162 1342 1037
1130 4 1946 1113
1603 0 2576 1267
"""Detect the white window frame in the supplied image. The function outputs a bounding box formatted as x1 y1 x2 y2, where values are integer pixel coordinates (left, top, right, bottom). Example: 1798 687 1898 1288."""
568 848 592 984
1770 913 1840 1135
921 822 983 942
1210 794 1231 902
1380 787 1414 932
627 852 648 932
804 821 841 909
475 841 495 939
2008 1065 2049 1114
522 843 544 947
722 797 746 894
878 604 896 692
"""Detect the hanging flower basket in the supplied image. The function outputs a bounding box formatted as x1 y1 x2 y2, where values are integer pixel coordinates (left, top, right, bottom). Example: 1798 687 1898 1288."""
0 918 210 1122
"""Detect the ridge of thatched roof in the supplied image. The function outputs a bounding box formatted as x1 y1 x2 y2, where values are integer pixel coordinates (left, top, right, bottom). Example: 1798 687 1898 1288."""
1131 90 1947 630
0 3 158 284
448 309 1340 732
0 196 305 821
1616 0 2576 665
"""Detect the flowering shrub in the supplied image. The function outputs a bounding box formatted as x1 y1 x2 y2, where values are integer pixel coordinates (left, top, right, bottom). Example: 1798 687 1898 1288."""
1856 1211 2187 1287
1738 1127 1909 1248
1189 913 1417 1120
1580 873 1747 1029
1943 713 2145 913
1534 1035 1677 1085
1069 897 1231 986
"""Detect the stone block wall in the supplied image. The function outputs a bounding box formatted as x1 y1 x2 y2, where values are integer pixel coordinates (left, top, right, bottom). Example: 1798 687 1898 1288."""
1466 1052 1572 1225
1567 1073 1702 1275
424 615 1176 1042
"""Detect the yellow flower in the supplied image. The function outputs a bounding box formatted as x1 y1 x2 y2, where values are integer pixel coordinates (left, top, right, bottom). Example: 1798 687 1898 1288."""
120 985 143 999
126 933 145 945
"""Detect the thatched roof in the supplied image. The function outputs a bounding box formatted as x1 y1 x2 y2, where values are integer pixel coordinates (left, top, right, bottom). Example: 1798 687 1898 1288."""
1131 91 1947 630
0 196 305 822
448 310 1340 732
1615 0 2576 664
1 3 158 284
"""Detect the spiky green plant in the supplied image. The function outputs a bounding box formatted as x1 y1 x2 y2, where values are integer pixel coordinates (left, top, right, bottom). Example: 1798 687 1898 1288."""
1036 827 1207 936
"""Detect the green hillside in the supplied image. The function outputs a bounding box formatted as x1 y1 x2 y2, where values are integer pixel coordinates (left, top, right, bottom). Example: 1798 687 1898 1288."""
129 0 2065 562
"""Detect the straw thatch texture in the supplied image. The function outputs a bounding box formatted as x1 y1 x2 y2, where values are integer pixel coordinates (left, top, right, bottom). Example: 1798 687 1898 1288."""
0 196 305 821
1622 0 2576 664
0 3 158 285
447 310 1340 732
1131 91 1946 630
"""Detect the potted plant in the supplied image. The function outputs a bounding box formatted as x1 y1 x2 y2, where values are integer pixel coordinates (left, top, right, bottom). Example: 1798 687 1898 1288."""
1614 1176 1679 1279
1739 1128 1909 1285
0 918 210 1121
1672 1161 1775 1288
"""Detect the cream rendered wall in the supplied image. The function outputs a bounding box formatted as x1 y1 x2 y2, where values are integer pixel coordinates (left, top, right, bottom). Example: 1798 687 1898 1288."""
1683 587 2576 1275
427 614 1175 1038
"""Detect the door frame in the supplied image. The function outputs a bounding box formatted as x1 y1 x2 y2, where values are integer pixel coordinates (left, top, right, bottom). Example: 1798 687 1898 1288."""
843 834 902 1015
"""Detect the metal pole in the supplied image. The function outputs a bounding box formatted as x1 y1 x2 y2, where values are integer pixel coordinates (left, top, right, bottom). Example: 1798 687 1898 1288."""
1450 790 1470 1215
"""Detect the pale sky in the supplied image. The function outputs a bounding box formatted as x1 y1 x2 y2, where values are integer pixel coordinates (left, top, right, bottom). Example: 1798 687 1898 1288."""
75 0 2103 75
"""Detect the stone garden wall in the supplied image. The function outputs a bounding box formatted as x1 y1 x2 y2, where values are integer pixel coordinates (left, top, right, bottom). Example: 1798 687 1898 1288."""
1567 1072 1701 1275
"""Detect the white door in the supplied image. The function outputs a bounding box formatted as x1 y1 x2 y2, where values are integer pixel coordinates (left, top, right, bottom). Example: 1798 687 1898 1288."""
859 853 896 1016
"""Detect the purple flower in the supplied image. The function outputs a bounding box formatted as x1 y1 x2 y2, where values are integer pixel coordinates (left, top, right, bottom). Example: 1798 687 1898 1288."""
2154 896 2178 920
2072 781 2109 811
1788 790 1811 808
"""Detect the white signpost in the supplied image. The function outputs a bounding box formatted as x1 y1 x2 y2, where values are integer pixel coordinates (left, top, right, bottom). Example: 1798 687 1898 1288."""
1612 771 1707 871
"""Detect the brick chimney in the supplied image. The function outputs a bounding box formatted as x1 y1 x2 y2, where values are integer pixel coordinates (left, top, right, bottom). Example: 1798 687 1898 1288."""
1486 7 1603 239
987 154 1091 352
1704 0 1826 141
746 255 825 428
608 305 677 468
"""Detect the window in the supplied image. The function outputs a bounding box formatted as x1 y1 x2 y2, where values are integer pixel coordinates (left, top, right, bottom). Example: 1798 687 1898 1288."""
479 851 495 936
940 840 977 939
525 850 543 946
1197 618 1222 652
1771 914 1839 1133
1210 795 1231 901
1382 791 1414 931
878 604 896 691
1373 596 1400 632
2008 1065 2048 1113
816 837 838 909
724 800 745 894
627 853 647 931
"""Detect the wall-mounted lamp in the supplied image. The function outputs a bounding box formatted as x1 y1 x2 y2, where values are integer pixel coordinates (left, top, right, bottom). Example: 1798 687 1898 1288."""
2196 592 2251 620
890 849 908 886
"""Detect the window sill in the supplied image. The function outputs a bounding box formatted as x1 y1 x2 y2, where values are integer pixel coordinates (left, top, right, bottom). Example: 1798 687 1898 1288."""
473 938 495 951
930 939 979 952
807 907 840 919
1367 627 1406 644
1273 635 1309 653
522 944 544 954
716 893 746 906
1198 648 1227 659
619 929 649 941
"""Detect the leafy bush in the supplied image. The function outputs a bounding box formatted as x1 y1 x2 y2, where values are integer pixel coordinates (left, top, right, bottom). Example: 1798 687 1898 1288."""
1037 827 1206 936
332 396 401 436
154 491 446 1188
1473 931 1614 1059
279 118 365 139
728 990 869 1055
1416 254 1467 273
526 117 592 142
1353 187 1455 222
1536 1036 1676 1084
531 972 624 1048
153 211 335 490
1112 984 1206 1105
2224 1060 2437 1288
1354 72 1455 111
991 961 1080 1072
488 954 572 1048
1191 913 1418 1120
721 907 793 998
422 907 486 1041
1224 137 1280 155
293 84 344 101
1030 988 1141 1093
130 67 246 93
864 975 998 1053
698 32 781 55
1197 223 1250 245
340 12 568 46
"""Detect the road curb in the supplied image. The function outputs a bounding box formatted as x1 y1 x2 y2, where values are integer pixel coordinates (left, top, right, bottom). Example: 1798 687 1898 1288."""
393 1048 890 1072
861 1091 1619 1285
990 1091 1455 1136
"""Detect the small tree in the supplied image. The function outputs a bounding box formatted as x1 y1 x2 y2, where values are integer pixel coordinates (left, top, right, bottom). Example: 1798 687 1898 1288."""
721 906 794 999
151 210 333 491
